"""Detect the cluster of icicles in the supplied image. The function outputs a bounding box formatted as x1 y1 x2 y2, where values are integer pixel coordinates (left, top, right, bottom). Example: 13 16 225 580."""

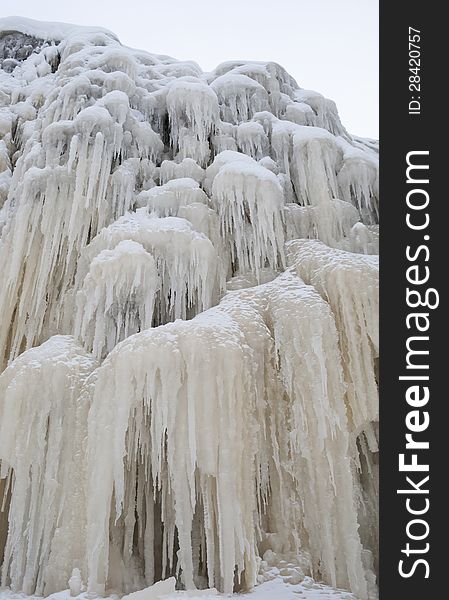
0 17 379 600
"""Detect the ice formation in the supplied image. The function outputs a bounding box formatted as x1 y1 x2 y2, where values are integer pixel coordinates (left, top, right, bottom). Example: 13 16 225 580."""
0 336 97 595
0 16 379 600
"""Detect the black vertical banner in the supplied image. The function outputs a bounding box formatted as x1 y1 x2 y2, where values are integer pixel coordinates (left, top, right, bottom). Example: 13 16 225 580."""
380 2 444 599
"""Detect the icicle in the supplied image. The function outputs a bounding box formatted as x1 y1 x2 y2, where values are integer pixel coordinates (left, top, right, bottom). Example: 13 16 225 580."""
83 268 372 597
0 336 97 595
74 210 223 325
210 74 270 124
284 101 316 127
287 239 379 431
284 198 375 253
236 122 269 160
210 61 299 116
207 151 285 278
136 179 229 281
74 240 160 359
336 137 379 224
210 121 237 155
293 89 350 138
111 158 157 216
85 310 261 594
0 139 12 211
0 80 164 366
260 273 369 598
252 112 379 225
166 79 219 167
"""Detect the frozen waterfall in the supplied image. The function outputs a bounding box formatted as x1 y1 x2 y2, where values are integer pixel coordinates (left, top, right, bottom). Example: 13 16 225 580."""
0 16 379 600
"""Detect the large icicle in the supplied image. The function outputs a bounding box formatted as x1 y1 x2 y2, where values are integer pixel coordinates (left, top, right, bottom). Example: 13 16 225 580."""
206 151 285 278
0 336 97 595
166 79 219 167
0 71 164 366
253 112 379 226
85 309 261 595
84 269 372 599
287 239 379 431
259 273 369 599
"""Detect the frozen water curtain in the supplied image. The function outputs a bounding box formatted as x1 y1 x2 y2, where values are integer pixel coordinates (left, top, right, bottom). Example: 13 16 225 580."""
0 17 379 600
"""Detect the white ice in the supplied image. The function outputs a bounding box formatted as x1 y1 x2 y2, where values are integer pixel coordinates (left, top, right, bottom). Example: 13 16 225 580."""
0 16 379 600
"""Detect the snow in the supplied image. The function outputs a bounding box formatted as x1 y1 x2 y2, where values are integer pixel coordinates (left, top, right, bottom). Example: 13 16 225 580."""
121 578 176 600
0 16 378 600
0 17 118 43
0 577 359 600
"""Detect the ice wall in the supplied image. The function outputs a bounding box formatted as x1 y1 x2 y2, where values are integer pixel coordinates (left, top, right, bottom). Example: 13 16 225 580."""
0 336 97 595
0 16 379 600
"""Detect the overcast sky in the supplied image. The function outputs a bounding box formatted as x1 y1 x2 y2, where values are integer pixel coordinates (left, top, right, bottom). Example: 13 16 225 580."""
3 0 379 138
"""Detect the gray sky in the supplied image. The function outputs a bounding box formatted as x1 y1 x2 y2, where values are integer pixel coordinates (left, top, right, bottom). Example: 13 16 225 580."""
3 0 378 138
